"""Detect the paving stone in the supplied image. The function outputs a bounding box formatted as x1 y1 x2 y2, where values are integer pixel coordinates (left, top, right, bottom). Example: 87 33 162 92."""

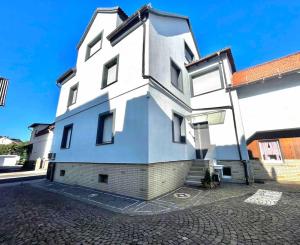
0 184 299 244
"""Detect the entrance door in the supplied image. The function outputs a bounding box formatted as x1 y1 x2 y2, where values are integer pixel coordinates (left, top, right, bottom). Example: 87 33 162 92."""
194 122 211 159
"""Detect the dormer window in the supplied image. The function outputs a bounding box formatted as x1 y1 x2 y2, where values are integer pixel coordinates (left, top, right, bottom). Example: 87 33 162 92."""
86 31 103 60
184 42 194 63
102 55 119 88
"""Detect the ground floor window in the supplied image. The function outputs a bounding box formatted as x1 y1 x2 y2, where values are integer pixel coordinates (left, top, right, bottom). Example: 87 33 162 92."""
222 167 232 179
259 140 283 162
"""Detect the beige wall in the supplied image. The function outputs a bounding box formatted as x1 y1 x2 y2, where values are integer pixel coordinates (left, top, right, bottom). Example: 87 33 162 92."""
218 160 252 183
251 160 300 183
54 161 192 200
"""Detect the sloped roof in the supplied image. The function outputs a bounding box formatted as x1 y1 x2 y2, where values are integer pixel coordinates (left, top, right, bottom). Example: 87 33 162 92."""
185 47 236 72
232 51 300 88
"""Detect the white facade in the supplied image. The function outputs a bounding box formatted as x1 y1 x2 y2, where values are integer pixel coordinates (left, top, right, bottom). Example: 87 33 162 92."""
237 73 300 139
29 124 54 161
51 5 248 165
237 73 300 138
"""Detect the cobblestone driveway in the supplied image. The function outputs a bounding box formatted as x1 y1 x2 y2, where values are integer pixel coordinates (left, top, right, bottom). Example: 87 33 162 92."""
0 183 299 244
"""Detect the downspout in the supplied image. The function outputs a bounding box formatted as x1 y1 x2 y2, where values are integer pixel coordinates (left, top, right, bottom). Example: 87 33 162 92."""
219 54 249 185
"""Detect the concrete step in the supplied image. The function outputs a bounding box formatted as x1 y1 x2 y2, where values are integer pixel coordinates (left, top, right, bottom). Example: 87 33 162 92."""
185 180 202 187
190 166 206 172
188 170 204 176
191 160 208 167
186 175 203 182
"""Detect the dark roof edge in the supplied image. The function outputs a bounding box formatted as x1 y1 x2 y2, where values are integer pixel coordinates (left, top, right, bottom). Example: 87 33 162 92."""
107 4 151 42
247 127 300 145
186 47 236 72
28 123 54 128
77 7 128 50
106 4 201 57
56 68 77 85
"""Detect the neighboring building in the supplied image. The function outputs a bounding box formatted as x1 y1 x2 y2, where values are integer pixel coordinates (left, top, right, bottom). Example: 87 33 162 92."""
0 77 9 106
232 52 300 182
0 155 20 167
49 5 250 200
0 136 22 145
28 123 54 170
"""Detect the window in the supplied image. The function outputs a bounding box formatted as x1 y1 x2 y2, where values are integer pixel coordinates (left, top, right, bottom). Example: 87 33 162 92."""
60 170 65 176
222 167 231 179
61 124 73 149
68 84 78 106
96 112 114 145
170 60 183 91
172 113 186 143
259 140 283 162
184 42 194 63
86 31 103 60
102 56 119 88
191 67 223 96
98 174 108 183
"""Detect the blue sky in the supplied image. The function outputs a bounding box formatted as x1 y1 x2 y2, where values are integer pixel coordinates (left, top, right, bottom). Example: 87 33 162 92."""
0 0 299 141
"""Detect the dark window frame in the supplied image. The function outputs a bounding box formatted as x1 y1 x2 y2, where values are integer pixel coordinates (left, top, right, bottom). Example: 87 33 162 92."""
98 174 108 184
67 83 79 107
60 124 73 149
190 65 224 97
222 167 232 177
85 30 104 61
172 112 186 144
60 170 65 176
96 110 115 145
184 41 195 63
101 55 119 89
170 58 183 93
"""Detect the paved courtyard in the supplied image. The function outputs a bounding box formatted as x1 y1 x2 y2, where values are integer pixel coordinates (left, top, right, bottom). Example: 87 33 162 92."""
0 182 300 244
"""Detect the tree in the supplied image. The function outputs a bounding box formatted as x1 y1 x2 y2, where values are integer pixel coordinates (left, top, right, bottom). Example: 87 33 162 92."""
0 142 29 164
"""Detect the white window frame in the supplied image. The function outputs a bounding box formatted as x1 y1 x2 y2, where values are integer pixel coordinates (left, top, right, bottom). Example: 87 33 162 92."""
190 65 224 97
259 140 283 163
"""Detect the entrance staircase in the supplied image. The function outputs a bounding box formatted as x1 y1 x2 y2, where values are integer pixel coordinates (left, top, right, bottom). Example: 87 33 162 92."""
184 160 209 187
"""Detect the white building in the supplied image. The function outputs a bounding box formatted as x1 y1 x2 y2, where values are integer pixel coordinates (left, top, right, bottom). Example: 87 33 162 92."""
232 52 300 182
28 123 54 170
0 136 21 145
49 5 250 200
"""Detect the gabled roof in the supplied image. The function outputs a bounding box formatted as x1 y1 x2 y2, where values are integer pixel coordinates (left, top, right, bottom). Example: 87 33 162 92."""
77 7 128 49
185 47 236 72
232 51 300 88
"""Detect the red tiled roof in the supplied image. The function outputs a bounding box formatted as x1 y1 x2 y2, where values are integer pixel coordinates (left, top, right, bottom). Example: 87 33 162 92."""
232 51 300 88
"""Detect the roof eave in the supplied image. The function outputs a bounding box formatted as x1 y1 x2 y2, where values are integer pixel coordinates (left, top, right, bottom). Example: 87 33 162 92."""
56 68 77 85
186 47 236 72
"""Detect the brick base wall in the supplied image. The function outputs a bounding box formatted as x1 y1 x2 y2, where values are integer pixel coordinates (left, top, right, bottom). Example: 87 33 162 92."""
217 160 252 184
251 160 300 183
53 161 192 200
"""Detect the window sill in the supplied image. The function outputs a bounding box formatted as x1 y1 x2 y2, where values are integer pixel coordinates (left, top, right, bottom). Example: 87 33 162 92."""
171 82 184 94
96 142 114 146
101 80 118 89
172 141 186 144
